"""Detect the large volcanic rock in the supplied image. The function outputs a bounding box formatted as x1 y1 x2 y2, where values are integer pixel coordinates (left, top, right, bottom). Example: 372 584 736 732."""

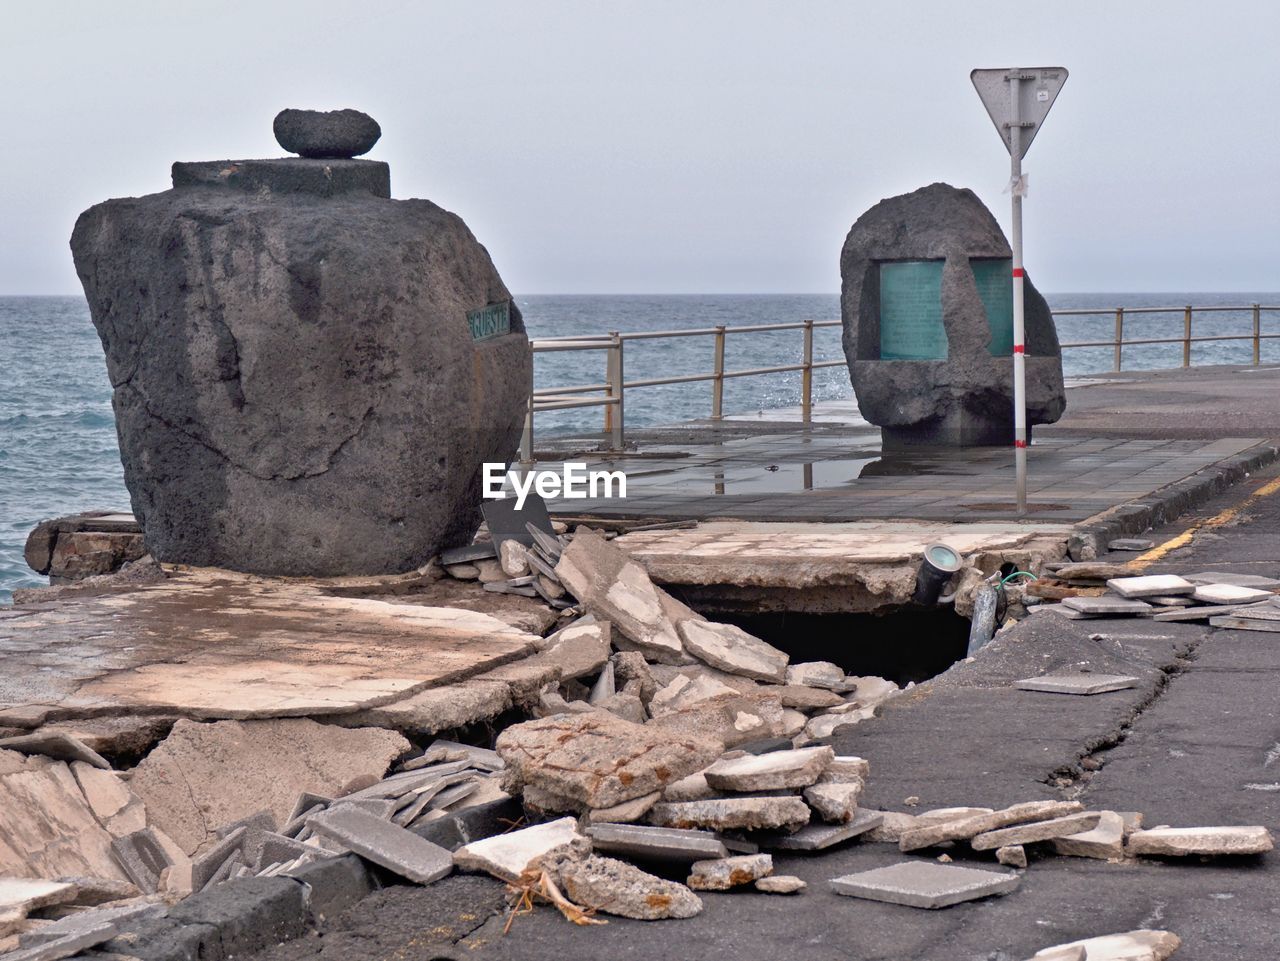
840 183 1065 446
70 113 531 576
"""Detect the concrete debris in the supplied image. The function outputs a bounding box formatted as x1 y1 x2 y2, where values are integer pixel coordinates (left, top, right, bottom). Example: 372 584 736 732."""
1209 612 1280 632
775 685 846 710
535 619 612 680
1013 673 1140 696
830 860 1020 909
500 540 532 577
71 762 146 837
454 817 588 883
649 673 738 715
677 620 788 683
1051 562 1133 582
971 812 1103 851
1125 825 1273 857
803 782 862 823
800 706 876 741
818 756 870 783
755 874 806 894
611 651 658 704
1191 583 1275 605
703 746 834 792
899 801 1084 852
308 806 453 884
588 662 616 704
588 791 662 824
687 853 773 890
1052 810 1127 860
644 690 786 749
1107 538 1155 551
843 675 901 708
0 732 110 770
556 854 703 920
0 879 77 935
586 823 730 863
649 797 812 833
109 828 188 894
663 771 717 802
754 809 884 851
475 559 506 583
1105 575 1195 599
497 712 722 810
996 845 1027 868
3 921 118 961
1184 571 1280 589
784 661 850 691
1026 929 1182 961
444 562 480 580
1060 596 1153 617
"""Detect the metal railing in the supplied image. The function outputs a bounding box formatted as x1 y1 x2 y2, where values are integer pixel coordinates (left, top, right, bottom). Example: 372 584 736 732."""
519 304 1280 462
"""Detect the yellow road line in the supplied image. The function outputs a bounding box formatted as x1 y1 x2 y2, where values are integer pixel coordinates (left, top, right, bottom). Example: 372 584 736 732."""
1129 474 1280 569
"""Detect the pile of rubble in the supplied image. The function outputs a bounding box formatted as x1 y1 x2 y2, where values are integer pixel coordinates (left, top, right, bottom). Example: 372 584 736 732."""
1033 569 1280 630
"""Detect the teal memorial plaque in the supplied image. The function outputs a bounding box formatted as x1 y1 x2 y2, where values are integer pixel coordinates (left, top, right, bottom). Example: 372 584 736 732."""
467 300 511 342
879 260 946 360
970 258 1014 357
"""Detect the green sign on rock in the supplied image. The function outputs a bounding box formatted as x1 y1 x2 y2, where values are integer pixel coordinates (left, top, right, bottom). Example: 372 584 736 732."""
879 260 947 360
971 258 1014 356
467 300 511 342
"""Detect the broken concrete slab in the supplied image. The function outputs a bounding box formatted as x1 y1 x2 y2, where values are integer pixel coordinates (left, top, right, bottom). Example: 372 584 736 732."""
649 797 811 833
1209 614 1280 632
1184 571 1280 589
190 827 244 892
970 812 1103 851
307 806 453 884
866 807 994 844
110 828 188 894
588 791 661 825
1060 596 1154 617
332 677 513 735
0 733 109 770
535 619 612 680
818 756 871 784
830 860 1020 909
554 527 697 665
1106 538 1154 552
1125 825 1273 857
899 801 1084 852
70 762 145 837
687 853 773 891
784 661 848 691
1026 929 1181 961
801 706 876 741
753 809 884 851
497 712 722 810
17 897 165 949
755 875 806 894
1192 583 1276 605
427 740 504 772
704 746 834 792
649 674 739 716
3 921 118 961
996 845 1027 868
803 782 862 823
663 772 716 802
775 686 845 711
1052 810 1127 860
128 718 408 856
556 854 702 920
453 817 587 883
646 689 786 748
0 879 77 927
1013 673 1140 696
586 823 729 863
677 620 788 683
843 674 901 708
1105 574 1195 598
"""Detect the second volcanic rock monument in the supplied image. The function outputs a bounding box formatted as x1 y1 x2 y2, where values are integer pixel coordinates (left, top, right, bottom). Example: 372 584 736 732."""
840 183 1065 447
71 109 531 576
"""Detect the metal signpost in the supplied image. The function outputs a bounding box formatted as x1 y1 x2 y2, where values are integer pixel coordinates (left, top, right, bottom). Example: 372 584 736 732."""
971 66 1068 514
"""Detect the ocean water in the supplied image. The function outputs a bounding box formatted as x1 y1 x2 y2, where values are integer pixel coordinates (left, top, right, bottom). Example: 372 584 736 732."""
3 292 1278 601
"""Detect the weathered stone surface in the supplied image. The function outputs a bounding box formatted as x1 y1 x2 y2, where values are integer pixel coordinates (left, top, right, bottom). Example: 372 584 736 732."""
804 782 863 824
454 817 587 883
756 874 806 894
1027 929 1181 961
687 853 773 890
586 823 729 863
273 108 382 158
1052 810 1126 860
71 137 531 576
128 718 407 856
557 855 702 920
535 619 612 680
1125 825 1273 857
496 713 721 810
899 801 1083 852
996 845 1027 868
831 860 1020 909
840 183 1064 446
677 620 788 683
970 812 1102 851
704 747 833 792
554 528 697 664
649 797 811 833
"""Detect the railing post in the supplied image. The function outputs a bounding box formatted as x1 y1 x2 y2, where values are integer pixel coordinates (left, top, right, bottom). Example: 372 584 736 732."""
520 394 534 465
1253 303 1262 365
801 319 814 424
1183 305 1192 367
711 325 726 420
1113 307 1124 372
605 332 624 451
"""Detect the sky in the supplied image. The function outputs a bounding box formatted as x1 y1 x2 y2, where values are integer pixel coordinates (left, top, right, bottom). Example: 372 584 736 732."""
3 1 1278 295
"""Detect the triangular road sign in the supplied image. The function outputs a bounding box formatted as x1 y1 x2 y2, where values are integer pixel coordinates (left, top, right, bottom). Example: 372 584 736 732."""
971 67 1068 159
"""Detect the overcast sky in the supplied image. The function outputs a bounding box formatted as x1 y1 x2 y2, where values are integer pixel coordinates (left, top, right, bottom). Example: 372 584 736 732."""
4 1 1278 295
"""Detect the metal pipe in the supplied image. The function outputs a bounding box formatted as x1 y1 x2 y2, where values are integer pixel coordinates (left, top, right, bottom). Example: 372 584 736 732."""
1254 303 1262 365
1114 307 1124 372
711 325 726 420
609 333 624 451
1009 72 1027 515
1183 305 1192 367
519 396 533 465
802 319 814 424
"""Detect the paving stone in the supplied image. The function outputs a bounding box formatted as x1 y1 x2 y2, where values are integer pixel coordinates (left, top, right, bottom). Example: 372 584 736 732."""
1052 810 1127 860
830 860 1020 909
1209 614 1280 632
0 733 109 770
1013 673 1140 695
190 826 245 891
784 661 848 691
754 809 884 851
677 620 788 683
18 898 165 948
496 712 721 810
704 746 834 792
453 817 587 883
996 845 1027 868
1026 929 1182 960
899 800 1084 852
1107 538 1154 551
1125 825 1273 857
307 807 453 884
109 828 189 894
1184 571 1280 589
557 854 703 920
1060 596 1153 617
586 823 730 863
804 781 862 823
0 879 77 927
971 812 1102 851
1105 574 1195 598
687 853 773 890
2 921 116 961
755 874 806 894
440 543 497 566
1192 583 1276 605
1147 595 1194 607
649 797 812 833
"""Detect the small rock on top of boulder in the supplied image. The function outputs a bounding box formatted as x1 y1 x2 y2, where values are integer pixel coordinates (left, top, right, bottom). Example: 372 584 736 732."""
273 108 382 158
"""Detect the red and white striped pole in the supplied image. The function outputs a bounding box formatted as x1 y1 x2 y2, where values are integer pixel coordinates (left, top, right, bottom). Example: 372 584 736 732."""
1008 73 1028 515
